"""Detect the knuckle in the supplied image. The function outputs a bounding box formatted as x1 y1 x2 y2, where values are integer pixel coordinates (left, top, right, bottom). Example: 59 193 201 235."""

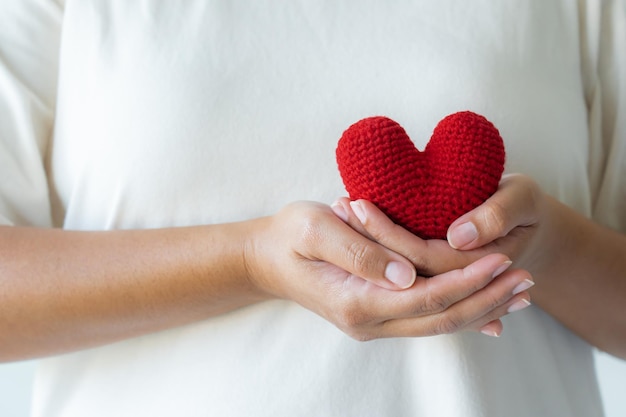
294 208 325 248
485 291 506 311
516 174 540 195
461 264 490 293
332 299 378 341
335 299 370 329
422 287 452 314
484 285 515 314
346 241 378 276
433 314 465 335
480 200 509 236
502 174 543 222
407 252 432 277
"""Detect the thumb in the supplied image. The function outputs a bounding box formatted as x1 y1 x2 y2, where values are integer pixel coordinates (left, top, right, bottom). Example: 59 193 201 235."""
335 229 416 290
446 174 542 250
323 207 416 289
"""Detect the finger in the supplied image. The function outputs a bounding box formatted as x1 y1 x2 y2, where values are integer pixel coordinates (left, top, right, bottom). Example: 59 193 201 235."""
447 174 542 250
353 253 513 326
467 290 533 336
338 199 478 276
330 198 373 240
478 320 504 337
371 264 533 338
307 206 416 290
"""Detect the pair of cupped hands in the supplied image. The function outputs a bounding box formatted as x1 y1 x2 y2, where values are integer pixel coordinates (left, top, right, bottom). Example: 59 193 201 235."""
247 174 543 340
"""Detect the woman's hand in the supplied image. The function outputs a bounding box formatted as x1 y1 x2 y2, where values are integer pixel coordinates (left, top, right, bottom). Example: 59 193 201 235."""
332 175 544 277
333 173 626 357
245 201 533 340
446 174 548 274
448 173 626 358
0 184 538 362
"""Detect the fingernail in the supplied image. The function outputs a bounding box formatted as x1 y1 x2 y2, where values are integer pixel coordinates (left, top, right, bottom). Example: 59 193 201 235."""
492 260 513 278
507 299 531 313
447 222 478 249
349 201 366 225
512 279 535 295
480 328 501 337
384 261 415 289
331 201 349 223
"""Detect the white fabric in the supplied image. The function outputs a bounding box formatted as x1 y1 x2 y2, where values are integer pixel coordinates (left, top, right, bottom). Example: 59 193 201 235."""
1 1 624 416
0 0 60 227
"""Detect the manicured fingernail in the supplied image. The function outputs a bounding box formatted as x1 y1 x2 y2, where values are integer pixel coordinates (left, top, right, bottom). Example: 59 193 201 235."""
512 279 535 295
480 324 500 337
492 260 513 278
507 299 531 313
349 201 366 225
447 222 478 249
385 261 415 289
331 201 349 223
480 328 501 337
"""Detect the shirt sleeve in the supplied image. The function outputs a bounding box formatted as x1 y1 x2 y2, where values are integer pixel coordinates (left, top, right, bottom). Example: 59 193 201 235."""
582 0 626 233
0 0 63 227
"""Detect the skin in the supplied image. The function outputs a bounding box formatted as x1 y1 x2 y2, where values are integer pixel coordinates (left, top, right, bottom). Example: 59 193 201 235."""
0 174 623 362
334 174 626 358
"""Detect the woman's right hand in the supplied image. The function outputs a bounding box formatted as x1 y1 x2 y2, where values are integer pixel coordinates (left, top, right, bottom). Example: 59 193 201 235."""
0 200 531 361
245 201 532 340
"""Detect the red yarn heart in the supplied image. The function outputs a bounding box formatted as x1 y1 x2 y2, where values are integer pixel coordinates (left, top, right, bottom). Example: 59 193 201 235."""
336 111 505 240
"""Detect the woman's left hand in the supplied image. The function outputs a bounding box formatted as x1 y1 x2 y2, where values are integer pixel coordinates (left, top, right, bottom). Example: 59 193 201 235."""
332 174 546 278
333 173 626 357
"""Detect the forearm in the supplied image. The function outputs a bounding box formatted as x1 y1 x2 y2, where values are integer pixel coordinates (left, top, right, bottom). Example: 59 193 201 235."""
531 197 626 359
0 223 267 362
0 199 545 361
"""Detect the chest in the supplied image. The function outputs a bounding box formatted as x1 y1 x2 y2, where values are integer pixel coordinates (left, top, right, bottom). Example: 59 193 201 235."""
50 1 590 228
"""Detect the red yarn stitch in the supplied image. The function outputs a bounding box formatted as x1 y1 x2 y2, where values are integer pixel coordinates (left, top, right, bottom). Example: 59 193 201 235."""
336 111 505 239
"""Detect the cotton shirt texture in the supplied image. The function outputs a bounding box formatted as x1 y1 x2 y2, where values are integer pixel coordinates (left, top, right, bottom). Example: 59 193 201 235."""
1 1 625 416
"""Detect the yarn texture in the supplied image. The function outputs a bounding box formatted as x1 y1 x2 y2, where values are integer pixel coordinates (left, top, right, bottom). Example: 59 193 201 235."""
336 111 505 239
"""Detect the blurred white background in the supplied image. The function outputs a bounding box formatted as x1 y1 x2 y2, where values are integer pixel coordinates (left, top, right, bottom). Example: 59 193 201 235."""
0 350 624 416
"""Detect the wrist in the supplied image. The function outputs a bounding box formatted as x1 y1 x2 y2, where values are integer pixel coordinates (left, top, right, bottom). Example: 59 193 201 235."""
532 196 580 273
186 221 272 316
237 216 276 302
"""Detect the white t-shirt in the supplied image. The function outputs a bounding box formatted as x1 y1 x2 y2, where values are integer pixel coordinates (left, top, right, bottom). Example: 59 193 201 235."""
1 1 625 416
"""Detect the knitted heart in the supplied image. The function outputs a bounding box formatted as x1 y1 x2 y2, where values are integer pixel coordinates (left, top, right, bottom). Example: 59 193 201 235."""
336 111 505 240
